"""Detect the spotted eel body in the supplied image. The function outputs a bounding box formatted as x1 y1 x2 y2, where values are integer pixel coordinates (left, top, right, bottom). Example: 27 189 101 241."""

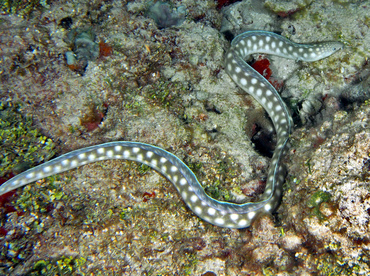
0 31 343 228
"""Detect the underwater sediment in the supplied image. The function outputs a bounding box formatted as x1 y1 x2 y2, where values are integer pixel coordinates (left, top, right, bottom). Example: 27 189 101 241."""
0 0 369 275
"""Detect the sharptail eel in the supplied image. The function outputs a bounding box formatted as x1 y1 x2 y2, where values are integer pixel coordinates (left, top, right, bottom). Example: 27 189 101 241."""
0 31 343 228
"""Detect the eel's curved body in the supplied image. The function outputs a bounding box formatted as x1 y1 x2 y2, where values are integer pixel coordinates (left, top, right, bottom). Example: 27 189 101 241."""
0 31 343 228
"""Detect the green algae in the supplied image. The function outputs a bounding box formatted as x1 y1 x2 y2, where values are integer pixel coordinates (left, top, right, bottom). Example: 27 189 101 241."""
305 159 312 174
136 163 151 174
119 207 133 221
205 179 222 200
316 254 353 276
182 253 199 275
262 267 275 276
30 256 86 276
144 78 188 108
0 102 56 178
0 0 49 17
308 190 331 207
1 176 70 273
308 190 331 220
147 80 171 104
15 175 66 214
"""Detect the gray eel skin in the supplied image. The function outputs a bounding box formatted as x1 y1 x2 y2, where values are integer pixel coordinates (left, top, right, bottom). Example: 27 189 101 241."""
0 31 343 228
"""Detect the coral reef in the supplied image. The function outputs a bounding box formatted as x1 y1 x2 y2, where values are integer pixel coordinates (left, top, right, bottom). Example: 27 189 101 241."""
65 28 100 74
0 0 369 274
284 103 370 274
147 1 186 29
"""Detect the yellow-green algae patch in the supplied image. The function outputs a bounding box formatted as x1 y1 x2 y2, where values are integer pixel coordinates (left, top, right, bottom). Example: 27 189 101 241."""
0 102 55 178
0 0 49 17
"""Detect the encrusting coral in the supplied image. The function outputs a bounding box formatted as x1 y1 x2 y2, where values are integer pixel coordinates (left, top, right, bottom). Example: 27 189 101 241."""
147 1 186 29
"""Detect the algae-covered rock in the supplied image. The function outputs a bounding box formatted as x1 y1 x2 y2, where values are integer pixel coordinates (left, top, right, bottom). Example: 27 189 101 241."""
0 0 369 275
